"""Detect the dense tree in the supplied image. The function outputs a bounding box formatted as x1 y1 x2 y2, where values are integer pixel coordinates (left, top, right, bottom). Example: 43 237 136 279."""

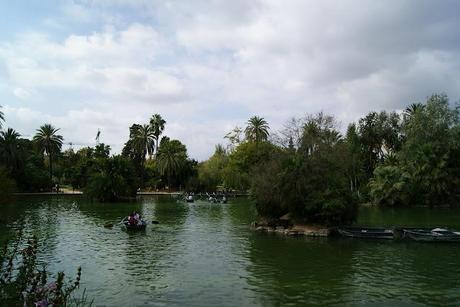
33 124 64 183
370 94 460 207
84 155 138 202
404 103 425 119
131 124 155 186
245 116 269 144
132 124 155 159
198 145 228 191
344 124 365 195
0 128 23 174
252 114 358 225
149 114 166 156
357 111 402 179
0 166 16 203
156 137 188 189
223 141 279 191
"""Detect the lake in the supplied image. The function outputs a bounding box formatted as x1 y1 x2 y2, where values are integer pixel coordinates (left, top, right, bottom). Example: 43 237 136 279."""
2 196 460 306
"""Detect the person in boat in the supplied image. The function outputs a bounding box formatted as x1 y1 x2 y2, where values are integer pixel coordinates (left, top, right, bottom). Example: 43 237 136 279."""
128 212 137 226
134 211 141 224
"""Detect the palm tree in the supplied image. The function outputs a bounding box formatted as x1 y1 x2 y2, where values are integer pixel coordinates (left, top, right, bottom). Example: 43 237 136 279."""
149 114 166 157
156 138 185 189
132 124 155 186
0 105 4 130
404 103 425 118
245 116 269 144
33 124 64 182
0 128 22 171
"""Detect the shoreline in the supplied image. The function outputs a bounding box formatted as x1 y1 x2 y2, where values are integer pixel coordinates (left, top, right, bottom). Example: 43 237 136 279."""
14 191 250 197
251 221 333 237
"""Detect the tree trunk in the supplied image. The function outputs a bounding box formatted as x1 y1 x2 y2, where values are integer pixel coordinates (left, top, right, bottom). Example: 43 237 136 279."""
154 134 159 158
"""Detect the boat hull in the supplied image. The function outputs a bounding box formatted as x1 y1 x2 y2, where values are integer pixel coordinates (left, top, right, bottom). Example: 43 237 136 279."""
338 227 394 239
402 229 460 242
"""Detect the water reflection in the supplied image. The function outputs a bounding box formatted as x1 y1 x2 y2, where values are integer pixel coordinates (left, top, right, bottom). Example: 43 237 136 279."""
2 198 460 306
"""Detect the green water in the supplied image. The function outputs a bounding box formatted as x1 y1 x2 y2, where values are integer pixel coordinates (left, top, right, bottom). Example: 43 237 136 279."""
2 197 460 306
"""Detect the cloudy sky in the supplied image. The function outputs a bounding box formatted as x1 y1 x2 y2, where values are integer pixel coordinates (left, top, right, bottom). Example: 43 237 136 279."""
1 0 459 160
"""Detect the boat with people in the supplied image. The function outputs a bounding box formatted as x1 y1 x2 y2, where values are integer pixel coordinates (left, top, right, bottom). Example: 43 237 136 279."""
121 212 147 231
398 228 460 242
338 227 394 239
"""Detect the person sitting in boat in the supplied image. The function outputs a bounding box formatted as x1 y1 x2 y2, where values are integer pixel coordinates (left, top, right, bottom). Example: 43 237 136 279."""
134 211 141 224
128 212 137 226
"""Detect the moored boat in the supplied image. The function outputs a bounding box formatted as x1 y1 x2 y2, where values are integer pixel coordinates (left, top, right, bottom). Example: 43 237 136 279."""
401 228 460 242
338 227 394 239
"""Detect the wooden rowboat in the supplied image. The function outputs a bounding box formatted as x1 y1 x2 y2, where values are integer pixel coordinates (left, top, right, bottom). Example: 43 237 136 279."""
338 227 394 239
121 217 147 231
401 228 460 242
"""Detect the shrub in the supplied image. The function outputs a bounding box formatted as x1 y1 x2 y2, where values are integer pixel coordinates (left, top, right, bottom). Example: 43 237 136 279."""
0 229 90 306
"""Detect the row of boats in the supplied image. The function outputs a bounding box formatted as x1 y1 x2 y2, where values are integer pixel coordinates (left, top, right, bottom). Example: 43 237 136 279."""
182 193 228 204
338 227 460 242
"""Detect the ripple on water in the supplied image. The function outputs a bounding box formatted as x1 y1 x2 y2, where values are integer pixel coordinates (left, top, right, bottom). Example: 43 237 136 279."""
3 198 460 306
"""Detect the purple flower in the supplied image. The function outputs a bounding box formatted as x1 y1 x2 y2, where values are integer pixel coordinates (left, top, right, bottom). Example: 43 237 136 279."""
46 282 57 291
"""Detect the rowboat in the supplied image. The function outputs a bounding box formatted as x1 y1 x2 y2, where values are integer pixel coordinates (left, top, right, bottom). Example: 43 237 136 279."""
338 227 394 239
401 228 460 242
121 217 147 231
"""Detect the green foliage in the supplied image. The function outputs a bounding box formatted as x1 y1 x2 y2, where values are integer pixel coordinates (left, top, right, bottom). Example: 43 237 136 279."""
245 116 270 143
84 155 138 202
370 94 460 207
357 111 402 179
198 145 228 191
369 163 410 207
251 114 358 225
223 141 280 191
250 153 285 218
0 167 16 204
0 230 88 306
33 124 64 183
149 114 166 156
156 137 188 188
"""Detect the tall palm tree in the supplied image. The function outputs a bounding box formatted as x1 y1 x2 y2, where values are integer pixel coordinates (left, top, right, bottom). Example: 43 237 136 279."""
0 105 4 130
156 138 185 189
149 114 166 157
132 124 155 160
245 116 269 144
132 124 155 186
404 103 425 118
0 128 21 171
33 124 64 182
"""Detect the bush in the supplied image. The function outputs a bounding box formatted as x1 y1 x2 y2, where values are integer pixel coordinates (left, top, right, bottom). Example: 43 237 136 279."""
0 167 16 204
0 229 90 306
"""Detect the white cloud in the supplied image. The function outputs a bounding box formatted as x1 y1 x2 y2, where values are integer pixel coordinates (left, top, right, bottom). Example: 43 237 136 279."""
13 88 31 100
2 0 460 160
